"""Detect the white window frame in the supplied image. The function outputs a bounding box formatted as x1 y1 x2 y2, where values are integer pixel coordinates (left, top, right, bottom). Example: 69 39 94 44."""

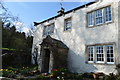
87 5 112 27
64 18 72 31
96 45 104 63
106 45 114 64
87 44 115 64
94 9 103 25
104 6 112 23
43 23 54 36
87 46 94 63
87 12 94 27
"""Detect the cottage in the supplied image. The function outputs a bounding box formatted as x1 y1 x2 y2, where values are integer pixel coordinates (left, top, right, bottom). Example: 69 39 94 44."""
32 0 120 74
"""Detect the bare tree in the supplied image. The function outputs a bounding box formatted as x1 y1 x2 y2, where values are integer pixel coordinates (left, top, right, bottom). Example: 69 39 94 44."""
0 1 24 31
27 24 34 36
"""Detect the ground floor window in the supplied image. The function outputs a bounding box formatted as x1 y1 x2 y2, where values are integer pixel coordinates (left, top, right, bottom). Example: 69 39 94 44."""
106 45 114 64
96 46 104 63
86 44 115 64
88 46 94 63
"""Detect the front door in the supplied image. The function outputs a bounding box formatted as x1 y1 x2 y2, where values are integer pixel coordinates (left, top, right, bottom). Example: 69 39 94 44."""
43 49 50 72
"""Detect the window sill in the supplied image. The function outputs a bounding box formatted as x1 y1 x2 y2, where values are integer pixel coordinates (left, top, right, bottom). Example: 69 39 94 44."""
86 61 115 65
106 62 114 64
105 20 112 24
96 62 104 64
64 29 72 32
88 61 94 63
86 21 113 28
88 25 94 28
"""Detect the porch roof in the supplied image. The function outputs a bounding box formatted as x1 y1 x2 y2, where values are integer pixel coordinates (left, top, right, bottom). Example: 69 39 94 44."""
40 35 69 50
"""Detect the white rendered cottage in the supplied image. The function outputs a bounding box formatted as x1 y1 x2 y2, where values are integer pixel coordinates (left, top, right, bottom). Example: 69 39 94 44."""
32 0 120 74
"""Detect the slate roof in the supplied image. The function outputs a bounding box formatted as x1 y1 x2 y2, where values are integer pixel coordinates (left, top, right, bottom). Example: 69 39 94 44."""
34 0 96 26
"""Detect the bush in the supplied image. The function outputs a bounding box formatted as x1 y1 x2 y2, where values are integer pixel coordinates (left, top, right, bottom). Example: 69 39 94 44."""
2 69 16 78
116 76 120 80
75 73 83 79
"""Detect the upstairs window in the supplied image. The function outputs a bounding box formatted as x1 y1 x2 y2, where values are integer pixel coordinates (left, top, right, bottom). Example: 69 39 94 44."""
87 5 112 27
43 23 54 36
87 12 93 27
64 18 72 31
104 6 112 22
95 9 103 25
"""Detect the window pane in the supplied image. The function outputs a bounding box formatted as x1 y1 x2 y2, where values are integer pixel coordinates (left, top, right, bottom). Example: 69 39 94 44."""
87 46 94 62
105 6 112 22
43 23 54 36
96 46 104 63
87 12 93 27
65 18 72 31
106 45 114 63
43 26 47 36
95 9 103 25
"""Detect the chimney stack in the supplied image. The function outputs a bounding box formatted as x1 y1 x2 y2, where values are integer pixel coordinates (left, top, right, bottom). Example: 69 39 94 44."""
57 7 65 15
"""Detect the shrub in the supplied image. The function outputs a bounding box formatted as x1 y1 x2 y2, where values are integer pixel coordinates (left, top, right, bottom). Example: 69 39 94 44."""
2 69 16 78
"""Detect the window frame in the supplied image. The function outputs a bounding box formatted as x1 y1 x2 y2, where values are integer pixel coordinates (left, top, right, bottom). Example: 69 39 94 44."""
64 17 72 31
87 46 94 63
96 45 104 63
104 6 112 23
86 43 115 64
87 12 94 27
94 8 103 25
43 23 54 36
106 45 114 64
86 5 113 28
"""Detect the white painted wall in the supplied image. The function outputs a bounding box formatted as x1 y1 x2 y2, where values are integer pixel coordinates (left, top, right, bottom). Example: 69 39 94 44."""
32 0 120 74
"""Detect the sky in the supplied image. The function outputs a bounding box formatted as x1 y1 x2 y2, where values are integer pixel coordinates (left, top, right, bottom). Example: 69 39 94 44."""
2 1 93 33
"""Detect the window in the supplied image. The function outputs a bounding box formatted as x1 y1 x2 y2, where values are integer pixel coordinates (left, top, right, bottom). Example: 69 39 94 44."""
87 6 112 27
106 45 114 64
87 12 93 27
87 44 115 64
104 6 112 22
43 23 54 36
96 46 104 63
95 9 103 25
64 18 72 31
87 46 94 63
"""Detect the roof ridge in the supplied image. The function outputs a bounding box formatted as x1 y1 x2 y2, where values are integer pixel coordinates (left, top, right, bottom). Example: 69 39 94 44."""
34 1 96 26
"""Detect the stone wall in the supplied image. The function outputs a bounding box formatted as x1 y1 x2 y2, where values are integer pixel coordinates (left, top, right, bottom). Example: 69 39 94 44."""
32 0 120 74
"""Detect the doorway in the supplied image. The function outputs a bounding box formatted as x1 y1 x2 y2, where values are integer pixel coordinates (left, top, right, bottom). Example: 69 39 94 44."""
43 49 50 72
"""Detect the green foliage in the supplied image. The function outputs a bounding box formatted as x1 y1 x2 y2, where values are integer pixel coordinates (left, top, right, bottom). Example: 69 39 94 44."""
2 48 15 50
0 71 2 77
37 74 46 79
2 50 31 67
2 25 33 67
3 65 120 80
75 73 83 79
2 69 17 78
2 65 39 78
2 25 33 52
116 75 120 80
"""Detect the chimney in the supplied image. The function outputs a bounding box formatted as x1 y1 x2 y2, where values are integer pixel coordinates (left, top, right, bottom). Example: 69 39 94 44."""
57 7 65 15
